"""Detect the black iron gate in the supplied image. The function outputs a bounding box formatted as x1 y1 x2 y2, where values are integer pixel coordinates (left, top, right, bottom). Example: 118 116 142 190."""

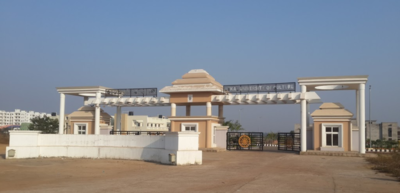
226 132 263 151
277 132 301 151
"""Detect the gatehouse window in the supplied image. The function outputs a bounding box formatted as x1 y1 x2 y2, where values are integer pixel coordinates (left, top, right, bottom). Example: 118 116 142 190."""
74 123 88 135
325 127 339 146
181 123 198 132
321 124 343 148
78 125 86 134
185 126 195 131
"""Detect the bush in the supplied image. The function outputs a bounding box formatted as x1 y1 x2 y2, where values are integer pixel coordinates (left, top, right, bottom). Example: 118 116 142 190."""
369 139 399 149
366 148 400 181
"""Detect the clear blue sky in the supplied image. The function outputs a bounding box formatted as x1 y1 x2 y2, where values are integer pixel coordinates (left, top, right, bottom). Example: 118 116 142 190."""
1 0 399 132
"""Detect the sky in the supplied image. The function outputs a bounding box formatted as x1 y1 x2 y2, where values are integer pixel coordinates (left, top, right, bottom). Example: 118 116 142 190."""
0 0 399 132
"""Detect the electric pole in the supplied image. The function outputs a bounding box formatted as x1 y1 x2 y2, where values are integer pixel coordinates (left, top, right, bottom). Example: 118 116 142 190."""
369 85 371 148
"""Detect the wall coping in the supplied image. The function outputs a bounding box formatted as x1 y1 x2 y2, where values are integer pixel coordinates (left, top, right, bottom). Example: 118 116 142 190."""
9 130 42 134
215 126 229 131
165 132 200 137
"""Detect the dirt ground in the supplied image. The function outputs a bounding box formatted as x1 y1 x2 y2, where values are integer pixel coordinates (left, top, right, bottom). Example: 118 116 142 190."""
0 145 399 193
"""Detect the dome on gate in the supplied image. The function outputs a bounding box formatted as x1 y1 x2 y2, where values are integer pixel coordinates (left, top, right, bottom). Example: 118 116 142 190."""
160 69 224 94
311 103 353 117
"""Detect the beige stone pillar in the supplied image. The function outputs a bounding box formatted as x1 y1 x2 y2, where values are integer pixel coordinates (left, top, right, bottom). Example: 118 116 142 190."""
186 105 191 116
218 104 224 124
218 104 223 118
171 103 176 116
206 102 212 116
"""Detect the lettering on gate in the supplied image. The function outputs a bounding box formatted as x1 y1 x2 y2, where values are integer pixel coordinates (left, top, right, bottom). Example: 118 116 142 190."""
223 82 296 94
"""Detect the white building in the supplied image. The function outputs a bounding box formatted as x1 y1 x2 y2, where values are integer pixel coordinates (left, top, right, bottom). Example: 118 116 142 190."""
115 113 170 132
0 109 51 126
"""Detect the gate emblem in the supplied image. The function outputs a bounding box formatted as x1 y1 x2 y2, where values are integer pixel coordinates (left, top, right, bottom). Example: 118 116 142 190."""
239 135 251 148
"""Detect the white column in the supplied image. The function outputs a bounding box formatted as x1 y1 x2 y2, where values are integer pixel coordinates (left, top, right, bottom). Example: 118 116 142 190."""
306 102 310 128
171 103 176 116
59 93 65 134
300 85 307 152
83 96 89 105
94 92 101 135
359 84 366 154
116 106 122 131
206 102 212 116
356 90 359 127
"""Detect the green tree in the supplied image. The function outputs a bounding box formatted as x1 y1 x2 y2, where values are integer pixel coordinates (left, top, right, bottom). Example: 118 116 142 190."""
223 120 244 132
265 132 277 144
28 116 59 134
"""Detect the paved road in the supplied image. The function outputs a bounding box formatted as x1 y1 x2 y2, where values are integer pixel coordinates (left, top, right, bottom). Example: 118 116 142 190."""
0 145 399 193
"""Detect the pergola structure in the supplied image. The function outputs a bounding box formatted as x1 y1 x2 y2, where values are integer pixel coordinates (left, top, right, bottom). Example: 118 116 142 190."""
298 75 369 154
84 87 322 136
56 86 110 135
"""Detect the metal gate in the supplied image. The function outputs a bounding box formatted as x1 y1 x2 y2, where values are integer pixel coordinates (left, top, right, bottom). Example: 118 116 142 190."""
277 132 301 151
226 132 263 151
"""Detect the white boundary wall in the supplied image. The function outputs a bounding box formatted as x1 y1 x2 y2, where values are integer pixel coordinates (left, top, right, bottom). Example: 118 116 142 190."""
6 131 202 166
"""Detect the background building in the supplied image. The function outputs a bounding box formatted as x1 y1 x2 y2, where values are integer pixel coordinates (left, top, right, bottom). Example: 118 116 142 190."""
115 112 170 132
65 106 112 135
0 109 51 126
357 120 399 141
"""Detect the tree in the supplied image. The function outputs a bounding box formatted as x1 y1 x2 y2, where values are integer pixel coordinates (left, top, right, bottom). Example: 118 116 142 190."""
28 116 59 134
265 132 277 144
223 120 244 132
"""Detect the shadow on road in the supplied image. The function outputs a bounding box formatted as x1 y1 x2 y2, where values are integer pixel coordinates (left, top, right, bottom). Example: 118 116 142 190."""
370 177 400 182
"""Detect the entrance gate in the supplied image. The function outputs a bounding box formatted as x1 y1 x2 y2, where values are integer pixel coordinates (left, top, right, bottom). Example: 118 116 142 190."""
277 132 301 151
226 132 263 151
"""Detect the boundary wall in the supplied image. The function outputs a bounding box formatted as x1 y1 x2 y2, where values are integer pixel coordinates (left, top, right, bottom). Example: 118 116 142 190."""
6 131 202 166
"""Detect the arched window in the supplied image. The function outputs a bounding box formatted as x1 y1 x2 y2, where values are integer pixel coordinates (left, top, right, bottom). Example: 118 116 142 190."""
388 128 392 137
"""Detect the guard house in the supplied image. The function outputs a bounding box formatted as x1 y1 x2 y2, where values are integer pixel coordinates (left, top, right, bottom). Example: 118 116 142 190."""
311 103 354 151
160 69 226 148
298 75 368 153
66 106 112 135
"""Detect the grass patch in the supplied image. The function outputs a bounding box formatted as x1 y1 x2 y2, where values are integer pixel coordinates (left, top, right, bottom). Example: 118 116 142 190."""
366 149 400 181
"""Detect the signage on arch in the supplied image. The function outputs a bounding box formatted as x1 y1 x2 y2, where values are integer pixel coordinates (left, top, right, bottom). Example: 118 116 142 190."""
223 82 296 94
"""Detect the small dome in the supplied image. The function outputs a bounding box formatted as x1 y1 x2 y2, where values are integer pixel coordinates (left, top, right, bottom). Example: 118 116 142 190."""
160 69 224 94
188 69 209 74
